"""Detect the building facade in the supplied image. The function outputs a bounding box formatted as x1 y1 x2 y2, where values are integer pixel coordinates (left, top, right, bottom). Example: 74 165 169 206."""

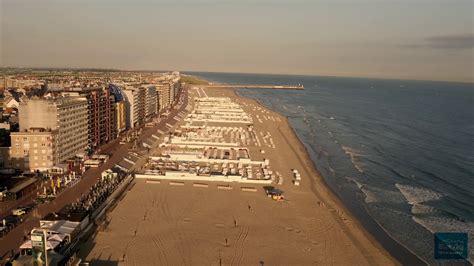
122 86 145 128
82 87 116 149
115 101 126 136
12 97 88 171
10 129 58 171
156 85 170 112
52 87 117 150
144 85 158 120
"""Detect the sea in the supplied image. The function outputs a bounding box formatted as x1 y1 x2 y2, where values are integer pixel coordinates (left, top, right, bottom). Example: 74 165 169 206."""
187 72 474 265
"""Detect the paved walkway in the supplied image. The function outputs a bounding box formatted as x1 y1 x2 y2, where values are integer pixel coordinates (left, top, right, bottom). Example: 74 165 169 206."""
0 88 189 261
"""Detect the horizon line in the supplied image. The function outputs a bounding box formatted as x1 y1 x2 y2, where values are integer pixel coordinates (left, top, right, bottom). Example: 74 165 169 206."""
1 66 473 84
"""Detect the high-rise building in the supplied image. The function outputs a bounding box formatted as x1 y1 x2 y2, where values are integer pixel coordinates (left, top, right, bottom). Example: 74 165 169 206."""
172 75 182 101
83 87 116 149
156 85 170 112
11 97 88 171
122 86 145 128
109 84 127 137
9 129 58 171
53 87 116 150
143 85 157 120
115 101 126 135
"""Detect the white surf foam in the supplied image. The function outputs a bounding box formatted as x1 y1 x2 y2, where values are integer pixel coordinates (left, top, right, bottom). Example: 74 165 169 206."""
411 203 436 215
413 216 474 263
341 145 365 173
346 177 377 203
361 187 378 203
395 183 443 205
346 177 410 204
328 166 336 176
394 183 474 261
346 176 364 189
412 216 474 236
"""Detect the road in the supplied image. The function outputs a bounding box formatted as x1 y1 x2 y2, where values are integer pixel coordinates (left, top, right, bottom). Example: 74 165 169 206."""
0 87 189 261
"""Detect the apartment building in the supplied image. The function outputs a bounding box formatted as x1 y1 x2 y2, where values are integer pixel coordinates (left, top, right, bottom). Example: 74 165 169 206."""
11 97 88 171
115 101 126 135
52 87 117 149
155 84 170 112
9 129 58 171
122 86 145 128
83 87 116 149
144 85 158 120
109 84 127 136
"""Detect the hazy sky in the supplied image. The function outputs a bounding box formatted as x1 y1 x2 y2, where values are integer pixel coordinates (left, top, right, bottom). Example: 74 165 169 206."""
1 0 473 82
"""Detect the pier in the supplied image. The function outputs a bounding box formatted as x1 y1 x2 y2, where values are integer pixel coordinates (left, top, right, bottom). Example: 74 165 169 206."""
203 84 304 90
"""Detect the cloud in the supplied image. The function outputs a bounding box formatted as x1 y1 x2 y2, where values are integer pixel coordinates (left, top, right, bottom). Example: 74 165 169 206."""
400 34 474 50
425 34 474 49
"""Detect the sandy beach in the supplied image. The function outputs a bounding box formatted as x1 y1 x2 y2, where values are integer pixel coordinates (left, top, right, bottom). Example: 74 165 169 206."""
80 85 397 265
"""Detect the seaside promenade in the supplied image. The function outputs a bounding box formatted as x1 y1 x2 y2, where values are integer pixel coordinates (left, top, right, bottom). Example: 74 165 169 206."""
80 85 397 265
0 88 189 262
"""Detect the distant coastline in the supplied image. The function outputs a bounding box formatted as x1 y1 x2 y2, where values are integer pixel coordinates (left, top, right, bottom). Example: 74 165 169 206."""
2 67 472 84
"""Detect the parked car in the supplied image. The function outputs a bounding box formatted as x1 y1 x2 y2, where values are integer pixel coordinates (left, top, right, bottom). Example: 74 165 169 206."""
12 208 26 216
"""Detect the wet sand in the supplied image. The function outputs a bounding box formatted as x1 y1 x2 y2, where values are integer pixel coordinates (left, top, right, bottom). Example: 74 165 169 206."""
81 87 397 265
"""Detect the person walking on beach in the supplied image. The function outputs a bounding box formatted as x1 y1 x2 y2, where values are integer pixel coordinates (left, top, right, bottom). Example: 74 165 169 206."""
248 204 251 211
234 218 237 227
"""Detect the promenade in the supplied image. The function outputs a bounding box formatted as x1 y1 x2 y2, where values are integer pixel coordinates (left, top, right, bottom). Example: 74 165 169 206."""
0 88 189 261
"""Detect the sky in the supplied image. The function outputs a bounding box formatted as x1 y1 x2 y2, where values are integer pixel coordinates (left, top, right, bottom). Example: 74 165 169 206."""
1 0 473 82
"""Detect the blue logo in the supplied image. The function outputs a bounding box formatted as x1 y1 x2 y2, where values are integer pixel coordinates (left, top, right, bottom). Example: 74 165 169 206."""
434 232 468 260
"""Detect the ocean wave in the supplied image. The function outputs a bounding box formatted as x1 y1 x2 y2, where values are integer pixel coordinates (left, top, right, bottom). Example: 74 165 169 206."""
361 187 378 203
328 166 336 176
413 214 474 234
341 145 365 173
346 177 378 203
412 216 474 262
341 144 363 156
346 176 364 189
395 183 443 205
347 178 408 204
411 203 436 215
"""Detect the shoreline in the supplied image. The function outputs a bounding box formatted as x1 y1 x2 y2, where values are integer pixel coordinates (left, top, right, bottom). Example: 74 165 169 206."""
233 89 427 265
189 74 426 263
202 85 396 264
83 80 412 264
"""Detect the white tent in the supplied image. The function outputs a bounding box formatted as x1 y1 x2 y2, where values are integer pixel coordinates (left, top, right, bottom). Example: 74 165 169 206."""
19 240 61 251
